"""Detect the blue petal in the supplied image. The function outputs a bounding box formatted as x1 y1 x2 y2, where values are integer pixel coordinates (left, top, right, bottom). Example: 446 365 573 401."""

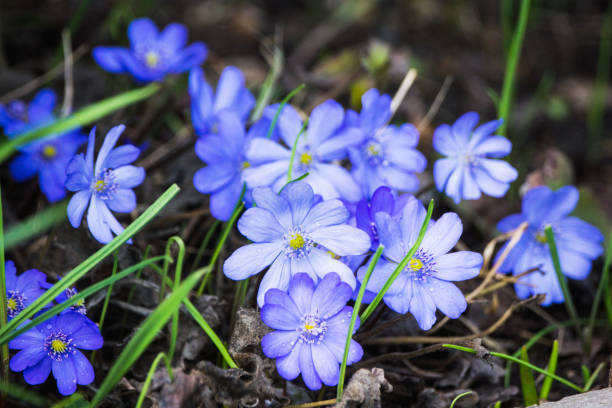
497 213 526 233
87 196 113 244
461 167 481 200
237 207 285 242
302 199 349 230
56 313 85 334
385 147 427 173
113 165 145 189
278 105 304 148
23 357 51 385
244 137 291 163
276 342 302 380
452 112 479 146
559 250 593 280
383 275 413 314
216 109 246 155
106 188 137 213
434 251 482 281
478 159 518 183
299 344 322 390
305 250 357 291
409 282 437 330
242 160 288 188
521 186 555 224
209 176 243 221
472 135 512 157
421 212 463 257
193 164 235 194
317 128 364 160
556 217 604 258
315 163 362 202
224 241 283 280
251 187 292 230
433 124 460 156
9 153 39 182
9 347 45 372
311 273 352 319
311 343 340 386
261 305 300 330
92 47 133 74
261 330 299 358
306 100 344 148
189 68 214 135
310 225 370 257
8 329 44 350
159 23 187 51
428 278 467 319
360 91 391 135
374 212 405 263
281 181 314 226
433 158 457 192
39 161 68 202
468 119 503 149
288 273 315 315
104 145 141 168
67 190 91 228
169 42 208 73
29 89 56 117
213 66 247 113
263 288 302 318
71 350 95 385
545 186 580 222
473 166 511 198
127 18 158 48
257 257 291 307
96 125 125 175
378 165 420 193
444 166 464 204
52 358 77 395
70 321 103 350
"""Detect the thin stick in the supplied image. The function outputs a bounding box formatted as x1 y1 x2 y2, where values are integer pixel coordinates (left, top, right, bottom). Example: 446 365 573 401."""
417 76 453 132
61 29 74 117
286 399 337 408
389 68 418 119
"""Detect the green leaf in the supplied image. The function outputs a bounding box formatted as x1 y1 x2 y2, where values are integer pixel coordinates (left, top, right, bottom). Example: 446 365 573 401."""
0 184 180 343
450 391 473 408
4 200 68 249
519 346 538 406
539 340 559 400
135 352 173 408
0 83 159 164
90 268 205 407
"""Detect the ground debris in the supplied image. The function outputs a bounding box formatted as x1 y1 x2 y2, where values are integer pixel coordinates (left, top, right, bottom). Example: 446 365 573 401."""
334 368 393 408
229 307 271 354
177 294 224 361
532 387 612 407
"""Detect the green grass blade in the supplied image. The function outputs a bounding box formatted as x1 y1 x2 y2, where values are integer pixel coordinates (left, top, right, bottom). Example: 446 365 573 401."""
250 46 284 122
0 187 9 382
337 245 384 400
135 352 174 408
0 83 159 164
360 199 434 322
0 256 169 344
97 252 119 333
0 184 180 342
90 268 205 407
450 391 473 408
587 231 612 352
4 200 68 249
544 226 587 355
265 84 305 139
583 362 605 392
0 380 48 406
497 0 531 136
286 120 309 182
539 340 559 400
519 347 538 406
443 344 583 393
163 236 185 361
191 220 220 272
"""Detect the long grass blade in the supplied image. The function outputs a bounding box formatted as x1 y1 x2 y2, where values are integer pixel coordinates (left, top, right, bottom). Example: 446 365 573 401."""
90 268 205 407
519 346 538 406
287 120 309 182
4 200 68 249
360 199 434 322
0 380 48 407
134 352 174 408
162 236 185 361
0 184 180 342
0 187 8 382
265 84 305 139
539 339 559 400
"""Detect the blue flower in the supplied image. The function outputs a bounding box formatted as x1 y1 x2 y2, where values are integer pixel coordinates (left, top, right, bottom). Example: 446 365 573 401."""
243 100 364 202
40 281 87 316
358 196 482 330
260 273 363 390
8 312 103 395
1 89 87 202
246 103 283 142
224 181 371 306
355 186 411 251
348 89 427 198
496 186 604 305
93 18 207 83
4 261 48 320
189 66 255 136
433 112 518 203
65 125 145 244
193 110 249 221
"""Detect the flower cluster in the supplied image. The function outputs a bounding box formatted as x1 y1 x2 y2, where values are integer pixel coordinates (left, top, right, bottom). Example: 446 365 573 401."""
4 261 103 395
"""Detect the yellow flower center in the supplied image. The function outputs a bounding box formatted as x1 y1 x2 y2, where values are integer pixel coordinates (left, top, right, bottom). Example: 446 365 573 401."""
93 180 106 192
300 153 312 165
536 233 547 244
304 323 316 330
7 298 16 311
42 145 57 158
367 144 380 156
241 161 251 170
145 51 159 68
51 339 67 353
409 258 423 271
289 234 305 250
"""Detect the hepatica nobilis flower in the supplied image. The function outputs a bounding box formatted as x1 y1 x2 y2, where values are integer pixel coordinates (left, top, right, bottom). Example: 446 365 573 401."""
193 110 250 221
4 261 48 320
93 17 207 83
224 181 371 306
9 312 103 395
261 273 363 390
65 125 145 244
433 112 518 204
189 66 255 136
1 89 87 202
243 100 364 201
347 89 426 198
358 196 482 330
496 186 603 305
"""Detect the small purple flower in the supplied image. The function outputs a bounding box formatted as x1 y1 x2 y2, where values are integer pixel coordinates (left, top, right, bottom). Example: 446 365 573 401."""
65 125 145 244
355 186 411 251
261 273 363 390
4 261 48 320
348 89 427 198
40 282 87 316
9 312 103 395
1 89 87 202
243 100 364 201
358 196 482 330
496 186 604 305
223 181 371 306
433 112 518 203
193 110 249 221
189 66 255 136
93 18 207 83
